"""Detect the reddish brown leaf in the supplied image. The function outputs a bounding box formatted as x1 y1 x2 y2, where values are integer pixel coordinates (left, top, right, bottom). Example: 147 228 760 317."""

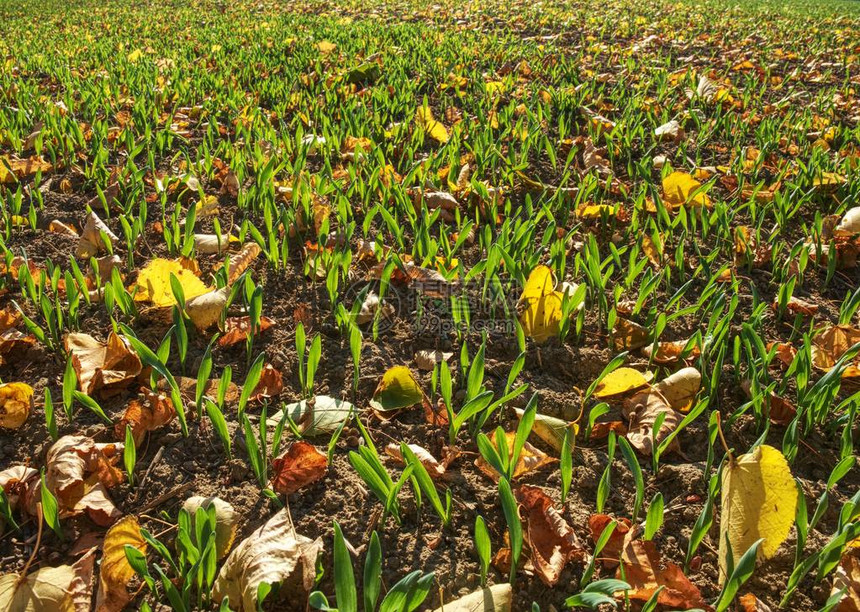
218 316 275 348
270 441 327 495
588 514 631 567
619 539 709 610
250 364 283 401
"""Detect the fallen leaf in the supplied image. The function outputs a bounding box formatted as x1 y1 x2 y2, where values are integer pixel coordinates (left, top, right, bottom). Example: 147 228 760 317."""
195 233 236 255
593 367 650 399
227 243 261 284
623 390 681 456
831 550 860 612
613 318 650 351
46 435 124 517
0 548 95 612
385 443 446 478
475 432 556 480
134 258 210 307
64 332 142 397
516 485 587 586
218 316 275 347
414 349 453 371
642 339 700 364
812 325 860 377
213 508 323 611
182 496 238 559
620 539 708 609
662 172 711 210
48 220 79 237
739 593 774 612
115 393 175 446
430 584 512 612
836 207 860 237
652 367 701 412
356 291 394 325
655 120 685 143
76 212 118 259
719 444 796 583
267 396 354 437
518 265 565 343
515 409 577 454
0 382 34 429
186 287 229 330
588 514 632 567
271 441 328 495
369 366 424 412
416 106 449 143
95 515 146 612
249 364 283 401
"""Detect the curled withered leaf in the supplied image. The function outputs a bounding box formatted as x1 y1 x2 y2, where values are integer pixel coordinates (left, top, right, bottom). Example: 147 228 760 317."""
767 341 796 368
515 409 577 455
92 255 122 283
0 328 36 366
64 332 141 397
46 435 124 523
218 316 275 347
475 432 556 481
623 390 681 456
267 396 354 437
612 318 650 351
182 496 238 559
356 291 394 325
516 485 587 586
775 295 818 316
385 443 446 479
0 308 20 333
739 593 775 612
830 550 860 612
414 349 453 371
95 515 146 612
227 243 261 285
740 380 796 426
0 382 34 429
115 392 176 446
195 233 235 255
620 539 708 610
654 120 685 143
652 367 701 412
48 219 79 237
213 508 323 611
588 514 632 568
0 548 96 612
270 441 328 495
0 465 39 518
186 287 229 330
250 364 283 402
76 212 118 259
642 339 700 364
812 325 860 377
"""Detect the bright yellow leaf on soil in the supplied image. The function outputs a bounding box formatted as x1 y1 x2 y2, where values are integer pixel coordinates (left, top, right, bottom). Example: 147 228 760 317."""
662 171 711 210
133 258 210 307
415 106 449 143
719 444 796 584
518 265 564 343
95 515 147 612
0 382 34 429
370 366 424 412
593 367 650 398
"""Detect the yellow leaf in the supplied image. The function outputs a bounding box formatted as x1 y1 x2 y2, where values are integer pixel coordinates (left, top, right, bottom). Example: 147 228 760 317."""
316 41 337 54
370 366 424 412
133 258 210 307
515 408 578 455
415 106 449 143
186 287 229 330
593 367 650 399
95 515 147 612
719 445 796 584
518 265 564 343
0 382 34 429
662 171 711 210
127 48 142 63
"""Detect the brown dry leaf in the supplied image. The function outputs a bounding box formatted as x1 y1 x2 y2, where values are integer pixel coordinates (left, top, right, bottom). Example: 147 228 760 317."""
642 339 700 364
95 515 146 612
475 432 556 481
76 212 118 259
516 485 587 586
775 296 818 316
227 243 261 284
620 539 708 610
0 465 39 518
0 308 20 333
250 364 283 401
270 441 328 495
623 390 681 456
740 381 796 426
589 420 628 440
0 329 36 366
385 443 446 478
0 382 34 429
652 367 701 412
739 593 774 612
213 507 323 611
588 514 632 567
812 325 860 377
831 550 860 612
0 548 95 612
613 318 650 351
218 316 275 347
768 342 797 368
0 155 52 184
186 287 229 330
115 393 176 446
65 332 141 397
169 377 239 405
46 435 124 522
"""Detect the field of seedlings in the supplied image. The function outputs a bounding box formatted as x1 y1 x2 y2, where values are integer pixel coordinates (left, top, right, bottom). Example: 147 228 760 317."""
0 0 859 609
